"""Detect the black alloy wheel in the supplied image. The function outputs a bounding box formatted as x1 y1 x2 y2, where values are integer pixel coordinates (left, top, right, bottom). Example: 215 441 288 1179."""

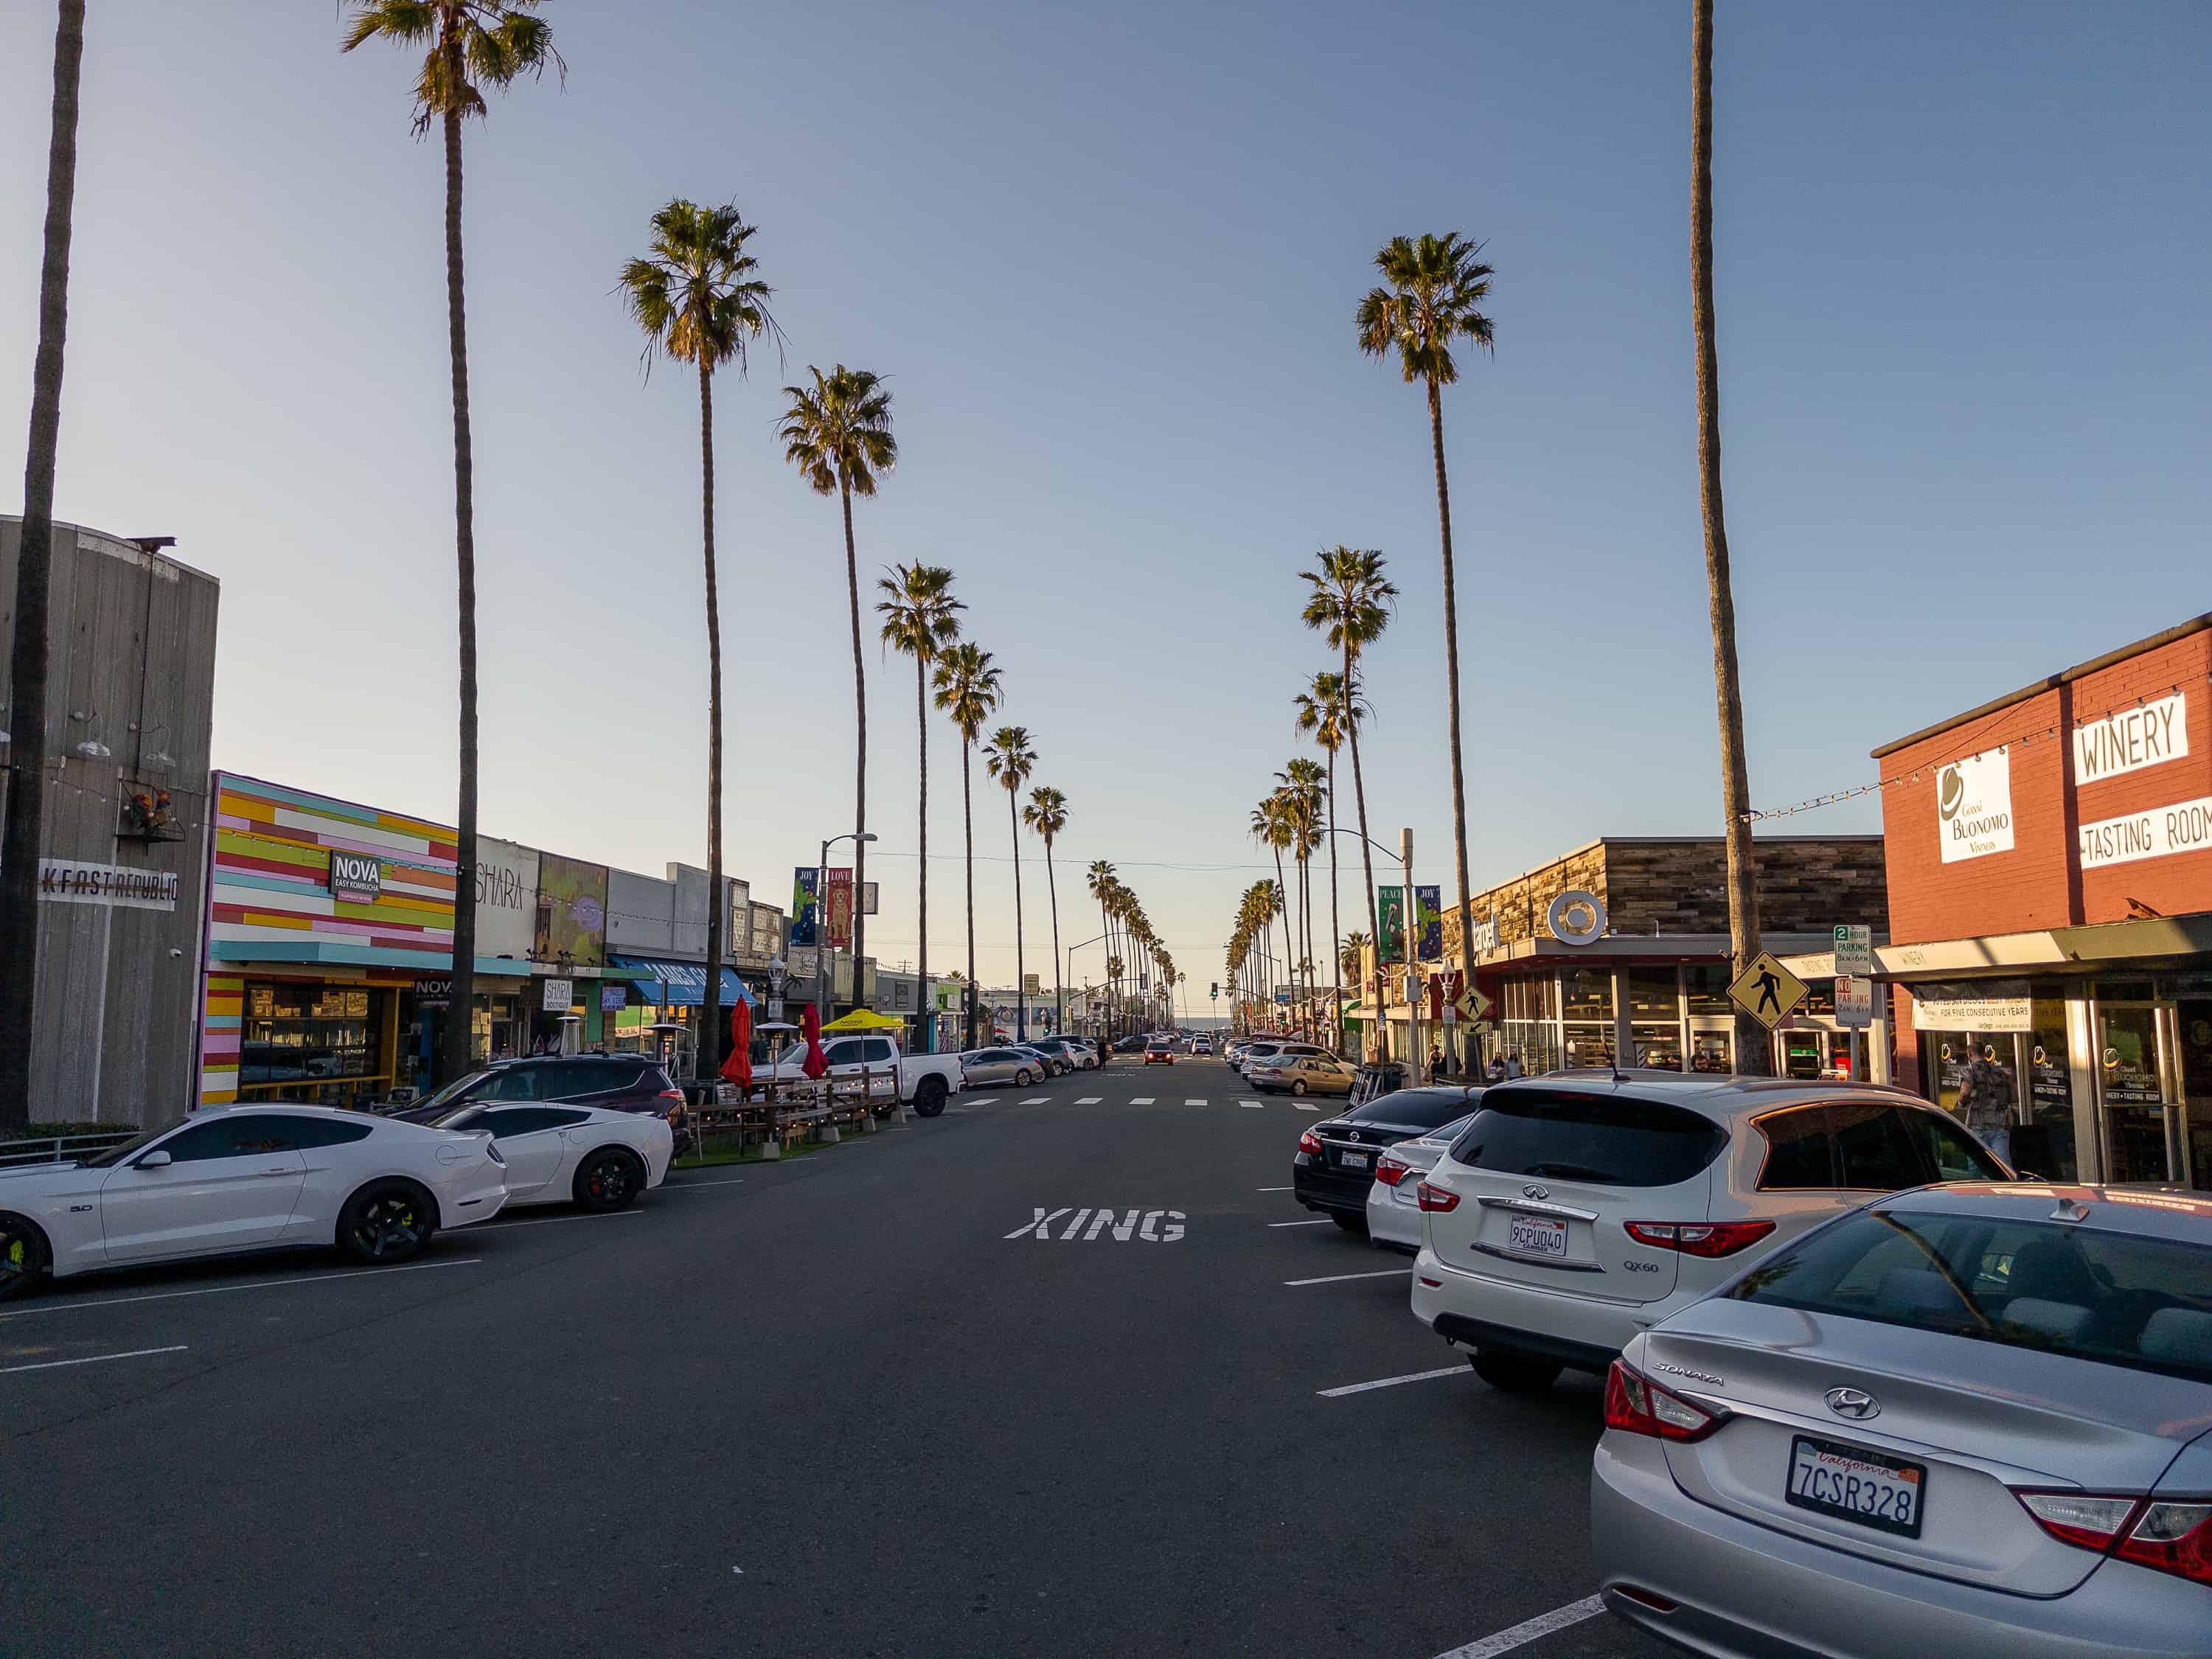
0 1216 46 1301
913 1077 947 1118
575 1148 643 1212
338 1183 434 1265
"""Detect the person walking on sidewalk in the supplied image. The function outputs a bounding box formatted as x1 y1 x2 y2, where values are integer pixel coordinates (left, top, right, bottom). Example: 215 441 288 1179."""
1957 1037 2017 1166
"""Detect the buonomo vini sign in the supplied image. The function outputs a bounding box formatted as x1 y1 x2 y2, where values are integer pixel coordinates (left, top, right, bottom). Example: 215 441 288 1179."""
1937 745 2014 863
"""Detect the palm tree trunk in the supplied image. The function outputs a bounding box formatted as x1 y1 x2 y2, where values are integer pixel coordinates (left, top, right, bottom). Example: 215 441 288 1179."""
1326 751 1343 1054
1045 838 1062 1037
0 0 85 1133
1008 790 1025 1041
1428 377 1475 1071
1693 0 1766 1076
698 357 724 1083
439 70 480 1088
1345 643 1382 1062
961 739 975 1048
839 473 866 999
1270 852 1293 1032
914 653 929 1051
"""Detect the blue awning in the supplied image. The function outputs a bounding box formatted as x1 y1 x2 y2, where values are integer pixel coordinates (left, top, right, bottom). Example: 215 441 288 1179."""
607 956 757 1008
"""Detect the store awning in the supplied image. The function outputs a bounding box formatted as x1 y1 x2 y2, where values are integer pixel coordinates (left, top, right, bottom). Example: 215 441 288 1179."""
607 955 757 1008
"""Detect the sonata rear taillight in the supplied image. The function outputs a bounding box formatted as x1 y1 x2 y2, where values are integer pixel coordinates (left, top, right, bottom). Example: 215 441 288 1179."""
1416 1180 1459 1213
2017 1491 2212 1587
1622 1220 1775 1258
1603 1360 1728 1443
1374 1155 1413 1187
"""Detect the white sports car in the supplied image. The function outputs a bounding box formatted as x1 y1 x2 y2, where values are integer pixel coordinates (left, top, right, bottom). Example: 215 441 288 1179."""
419 1100 672 1210
0 1104 508 1299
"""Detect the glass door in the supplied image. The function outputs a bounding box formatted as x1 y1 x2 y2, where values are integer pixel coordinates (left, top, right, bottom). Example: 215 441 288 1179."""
2097 998 2173 1184
2176 998 2212 1191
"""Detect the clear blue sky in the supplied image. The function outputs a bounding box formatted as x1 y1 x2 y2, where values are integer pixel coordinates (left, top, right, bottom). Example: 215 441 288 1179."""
4 1 2207 998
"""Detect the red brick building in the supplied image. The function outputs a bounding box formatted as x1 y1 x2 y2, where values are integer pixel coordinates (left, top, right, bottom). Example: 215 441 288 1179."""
1873 614 2212 1188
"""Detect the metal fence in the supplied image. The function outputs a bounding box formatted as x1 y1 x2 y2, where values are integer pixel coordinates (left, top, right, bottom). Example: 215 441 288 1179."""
0 1129 141 1169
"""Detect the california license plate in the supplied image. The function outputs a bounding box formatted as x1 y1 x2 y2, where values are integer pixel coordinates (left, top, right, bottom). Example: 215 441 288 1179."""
1338 1149 1368 1168
1786 1435 1925 1538
1506 1214 1569 1259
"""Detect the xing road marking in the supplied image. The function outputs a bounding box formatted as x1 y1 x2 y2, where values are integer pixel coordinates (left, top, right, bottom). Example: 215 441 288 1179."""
0 1256 483 1321
1003 1207 1186 1242
1432 1596 1605 1658
0 1343 189 1377
1317 1364 1468 1398
1284 1268 1407 1286
1267 1219 1332 1228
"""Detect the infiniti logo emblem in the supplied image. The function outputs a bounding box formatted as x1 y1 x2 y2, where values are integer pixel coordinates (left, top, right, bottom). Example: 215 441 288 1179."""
1522 1183 1549 1201
1826 1386 1879 1420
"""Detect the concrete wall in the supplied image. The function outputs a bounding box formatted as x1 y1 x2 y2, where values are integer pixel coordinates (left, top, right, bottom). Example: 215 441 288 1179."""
1 519 218 1124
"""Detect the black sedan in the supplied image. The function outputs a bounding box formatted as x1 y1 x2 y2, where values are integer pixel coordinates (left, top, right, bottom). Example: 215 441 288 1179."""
1291 1086 1485 1233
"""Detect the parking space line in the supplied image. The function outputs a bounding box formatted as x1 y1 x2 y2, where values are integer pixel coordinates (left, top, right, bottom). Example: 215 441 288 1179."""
487 1209 646 1230
1267 1219 1332 1228
1316 1364 1466 1398
1431 1596 1605 1658
0 1256 484 1322
661 1179 746 1190
0 1343 191 1377
1284 1268 1405 1286
1256 1186 1292 1192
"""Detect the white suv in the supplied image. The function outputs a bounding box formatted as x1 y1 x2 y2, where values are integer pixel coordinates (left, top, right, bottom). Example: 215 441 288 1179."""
1408 1074 2011 1394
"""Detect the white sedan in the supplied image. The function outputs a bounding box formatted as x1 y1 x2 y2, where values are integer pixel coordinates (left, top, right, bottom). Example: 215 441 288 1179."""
0 1105 508 1298
1365 1111 1480 1251
422 1100 672 1210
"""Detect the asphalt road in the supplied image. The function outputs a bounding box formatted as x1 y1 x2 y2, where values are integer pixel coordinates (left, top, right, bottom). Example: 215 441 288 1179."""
0 1057 1676 1659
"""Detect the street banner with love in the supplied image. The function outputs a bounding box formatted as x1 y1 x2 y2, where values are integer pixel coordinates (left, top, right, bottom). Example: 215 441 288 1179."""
826 867 854 950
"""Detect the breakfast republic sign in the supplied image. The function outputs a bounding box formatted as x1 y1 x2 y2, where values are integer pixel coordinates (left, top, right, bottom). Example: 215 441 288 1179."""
1938 745 2014 864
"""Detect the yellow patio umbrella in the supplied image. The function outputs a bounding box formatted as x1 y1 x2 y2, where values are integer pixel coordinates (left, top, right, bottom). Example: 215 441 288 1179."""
819 1007 908 1034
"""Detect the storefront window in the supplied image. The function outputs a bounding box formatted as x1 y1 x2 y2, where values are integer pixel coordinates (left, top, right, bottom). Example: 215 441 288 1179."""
1685 963 1732 1015
1690 1030 1732 1074
1562 1023 1614 1069
1781 1030 1823 1080
1562 967 1613 1021
240 982 385 1105
1631 1028 1683 1071
2098 1002 2168 1184
1625 967 1678 1020
2020 995 2079 1180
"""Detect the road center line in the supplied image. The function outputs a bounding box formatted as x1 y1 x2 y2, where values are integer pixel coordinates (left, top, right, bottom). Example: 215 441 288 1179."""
1284 1268 1405 1286
1129 1096 1155 1105
0 1256 484 1321
1183 1098 1206 1105
1431 1596 1606 1658
1295 1104 1321 1112
1018 1096 1051 1104
1076 1096 1102 1104
1316 1364 1467 1398
0 1343 191 1377
1239 1102 1265 1109
1256 1186 1292 1192
1267 1219 1332 1228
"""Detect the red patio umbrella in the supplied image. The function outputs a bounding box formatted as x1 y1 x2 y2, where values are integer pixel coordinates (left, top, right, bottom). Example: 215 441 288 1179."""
799 1001 829 1079
719 997 753 1086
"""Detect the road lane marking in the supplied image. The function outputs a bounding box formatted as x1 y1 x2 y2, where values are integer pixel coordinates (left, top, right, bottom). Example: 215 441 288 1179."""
1018 1096 1051 1105
488 1209 647 1229
1183 1098 1206 1105
1129 1096 1155 1105
1256 1186 1292 1192
1267 1219 1332 1228
1432 1596 1605 1658
1284 1268 1406 1286
1317 1364 1466 1398
1239 1101 1265 1109
1075 1096 1102 1104
1295 1104 1321 1112
659 1178 746 1190
964 1097 993 1104
0 1343 191 1377
0 1257 484 1322
1003 1208 1183 1242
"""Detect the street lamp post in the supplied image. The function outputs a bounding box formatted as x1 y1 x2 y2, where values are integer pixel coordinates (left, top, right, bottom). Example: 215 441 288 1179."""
818 830 878 1034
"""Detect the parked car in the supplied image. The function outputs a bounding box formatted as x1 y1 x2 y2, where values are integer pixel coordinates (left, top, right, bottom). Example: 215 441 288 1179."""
1238 1039 1329 1078
1592 1183 2212 1659
1410 1074 2012 1394
422 1100 672 1211
1006 1043 1063 1078
1366 1111 1482 1252
756 1032 963 1116
1294 1086 1486 1233
960 1047 1045 1089
1144 1037 1175 1065
0 1105 508 1298
1060 1037 1101 1070
392 1052 684 1125
1248 1052 1357 1097
1190 1037 1214 1057
1028 1037 1087 1075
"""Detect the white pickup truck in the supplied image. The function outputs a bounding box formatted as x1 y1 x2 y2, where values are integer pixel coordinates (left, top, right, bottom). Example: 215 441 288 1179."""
757 1032 962 1118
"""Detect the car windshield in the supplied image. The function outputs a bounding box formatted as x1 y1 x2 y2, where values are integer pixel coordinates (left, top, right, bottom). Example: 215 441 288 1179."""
79 1119 184 1169
1728 1207 2212 1388
1349 1088 1475 1130
409 1070 492 1114
426 1102 490 1130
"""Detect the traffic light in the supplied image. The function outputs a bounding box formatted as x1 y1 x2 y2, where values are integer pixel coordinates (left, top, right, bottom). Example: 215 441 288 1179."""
1209 982 1219 1000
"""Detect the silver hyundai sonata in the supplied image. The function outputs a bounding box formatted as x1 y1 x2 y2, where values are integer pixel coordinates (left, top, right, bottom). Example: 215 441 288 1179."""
1592 1183 2212 1659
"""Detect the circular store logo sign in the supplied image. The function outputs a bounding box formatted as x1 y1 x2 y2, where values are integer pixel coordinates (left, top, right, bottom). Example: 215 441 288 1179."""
1546 889 1608 947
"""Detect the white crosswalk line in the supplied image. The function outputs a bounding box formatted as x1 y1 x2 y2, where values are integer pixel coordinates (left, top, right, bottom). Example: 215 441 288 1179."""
1075 1096 1102 1104
1129 1096 1155 1105
1295 1103 1321 1111
1018 1096 1050 1105
1239 1100 1264 1108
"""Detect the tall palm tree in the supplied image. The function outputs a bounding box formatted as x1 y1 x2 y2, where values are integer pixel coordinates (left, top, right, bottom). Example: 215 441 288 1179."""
0 0 86 1133
1691 0 1765 1074
1279 758 1325 1042
1085 859 1116 1040
1251 799 1296 1031
1294 669 1362 1054
780 364 897 987
932 641 999 1048
1300 547 1395 1054
1023 787 1069 1036
618 198 778 1081
984 728 1037 1040
1358 231 1495 1064
344 0 561 1085
877 563 961 1051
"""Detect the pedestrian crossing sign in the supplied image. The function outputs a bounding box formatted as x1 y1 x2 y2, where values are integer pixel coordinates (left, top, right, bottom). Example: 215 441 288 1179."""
1728 951 1808 1031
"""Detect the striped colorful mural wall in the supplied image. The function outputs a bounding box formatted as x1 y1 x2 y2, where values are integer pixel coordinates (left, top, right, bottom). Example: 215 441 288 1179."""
201 974 243 1105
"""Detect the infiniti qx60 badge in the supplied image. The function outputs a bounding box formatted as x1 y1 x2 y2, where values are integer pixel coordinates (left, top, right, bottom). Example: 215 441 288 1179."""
1826 1386 1879 1420
1522 1183 1549 1201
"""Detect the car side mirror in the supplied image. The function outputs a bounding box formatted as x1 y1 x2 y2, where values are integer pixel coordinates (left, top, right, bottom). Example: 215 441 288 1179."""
137 1149 173 1169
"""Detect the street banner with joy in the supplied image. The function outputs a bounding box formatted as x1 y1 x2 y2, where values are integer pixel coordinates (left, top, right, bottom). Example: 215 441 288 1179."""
1377 886 1407 964
826 868 854 950
1416 886 1442 962
790 867 821 947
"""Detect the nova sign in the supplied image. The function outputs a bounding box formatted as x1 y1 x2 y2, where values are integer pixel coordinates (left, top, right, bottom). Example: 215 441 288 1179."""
328 850 383 905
